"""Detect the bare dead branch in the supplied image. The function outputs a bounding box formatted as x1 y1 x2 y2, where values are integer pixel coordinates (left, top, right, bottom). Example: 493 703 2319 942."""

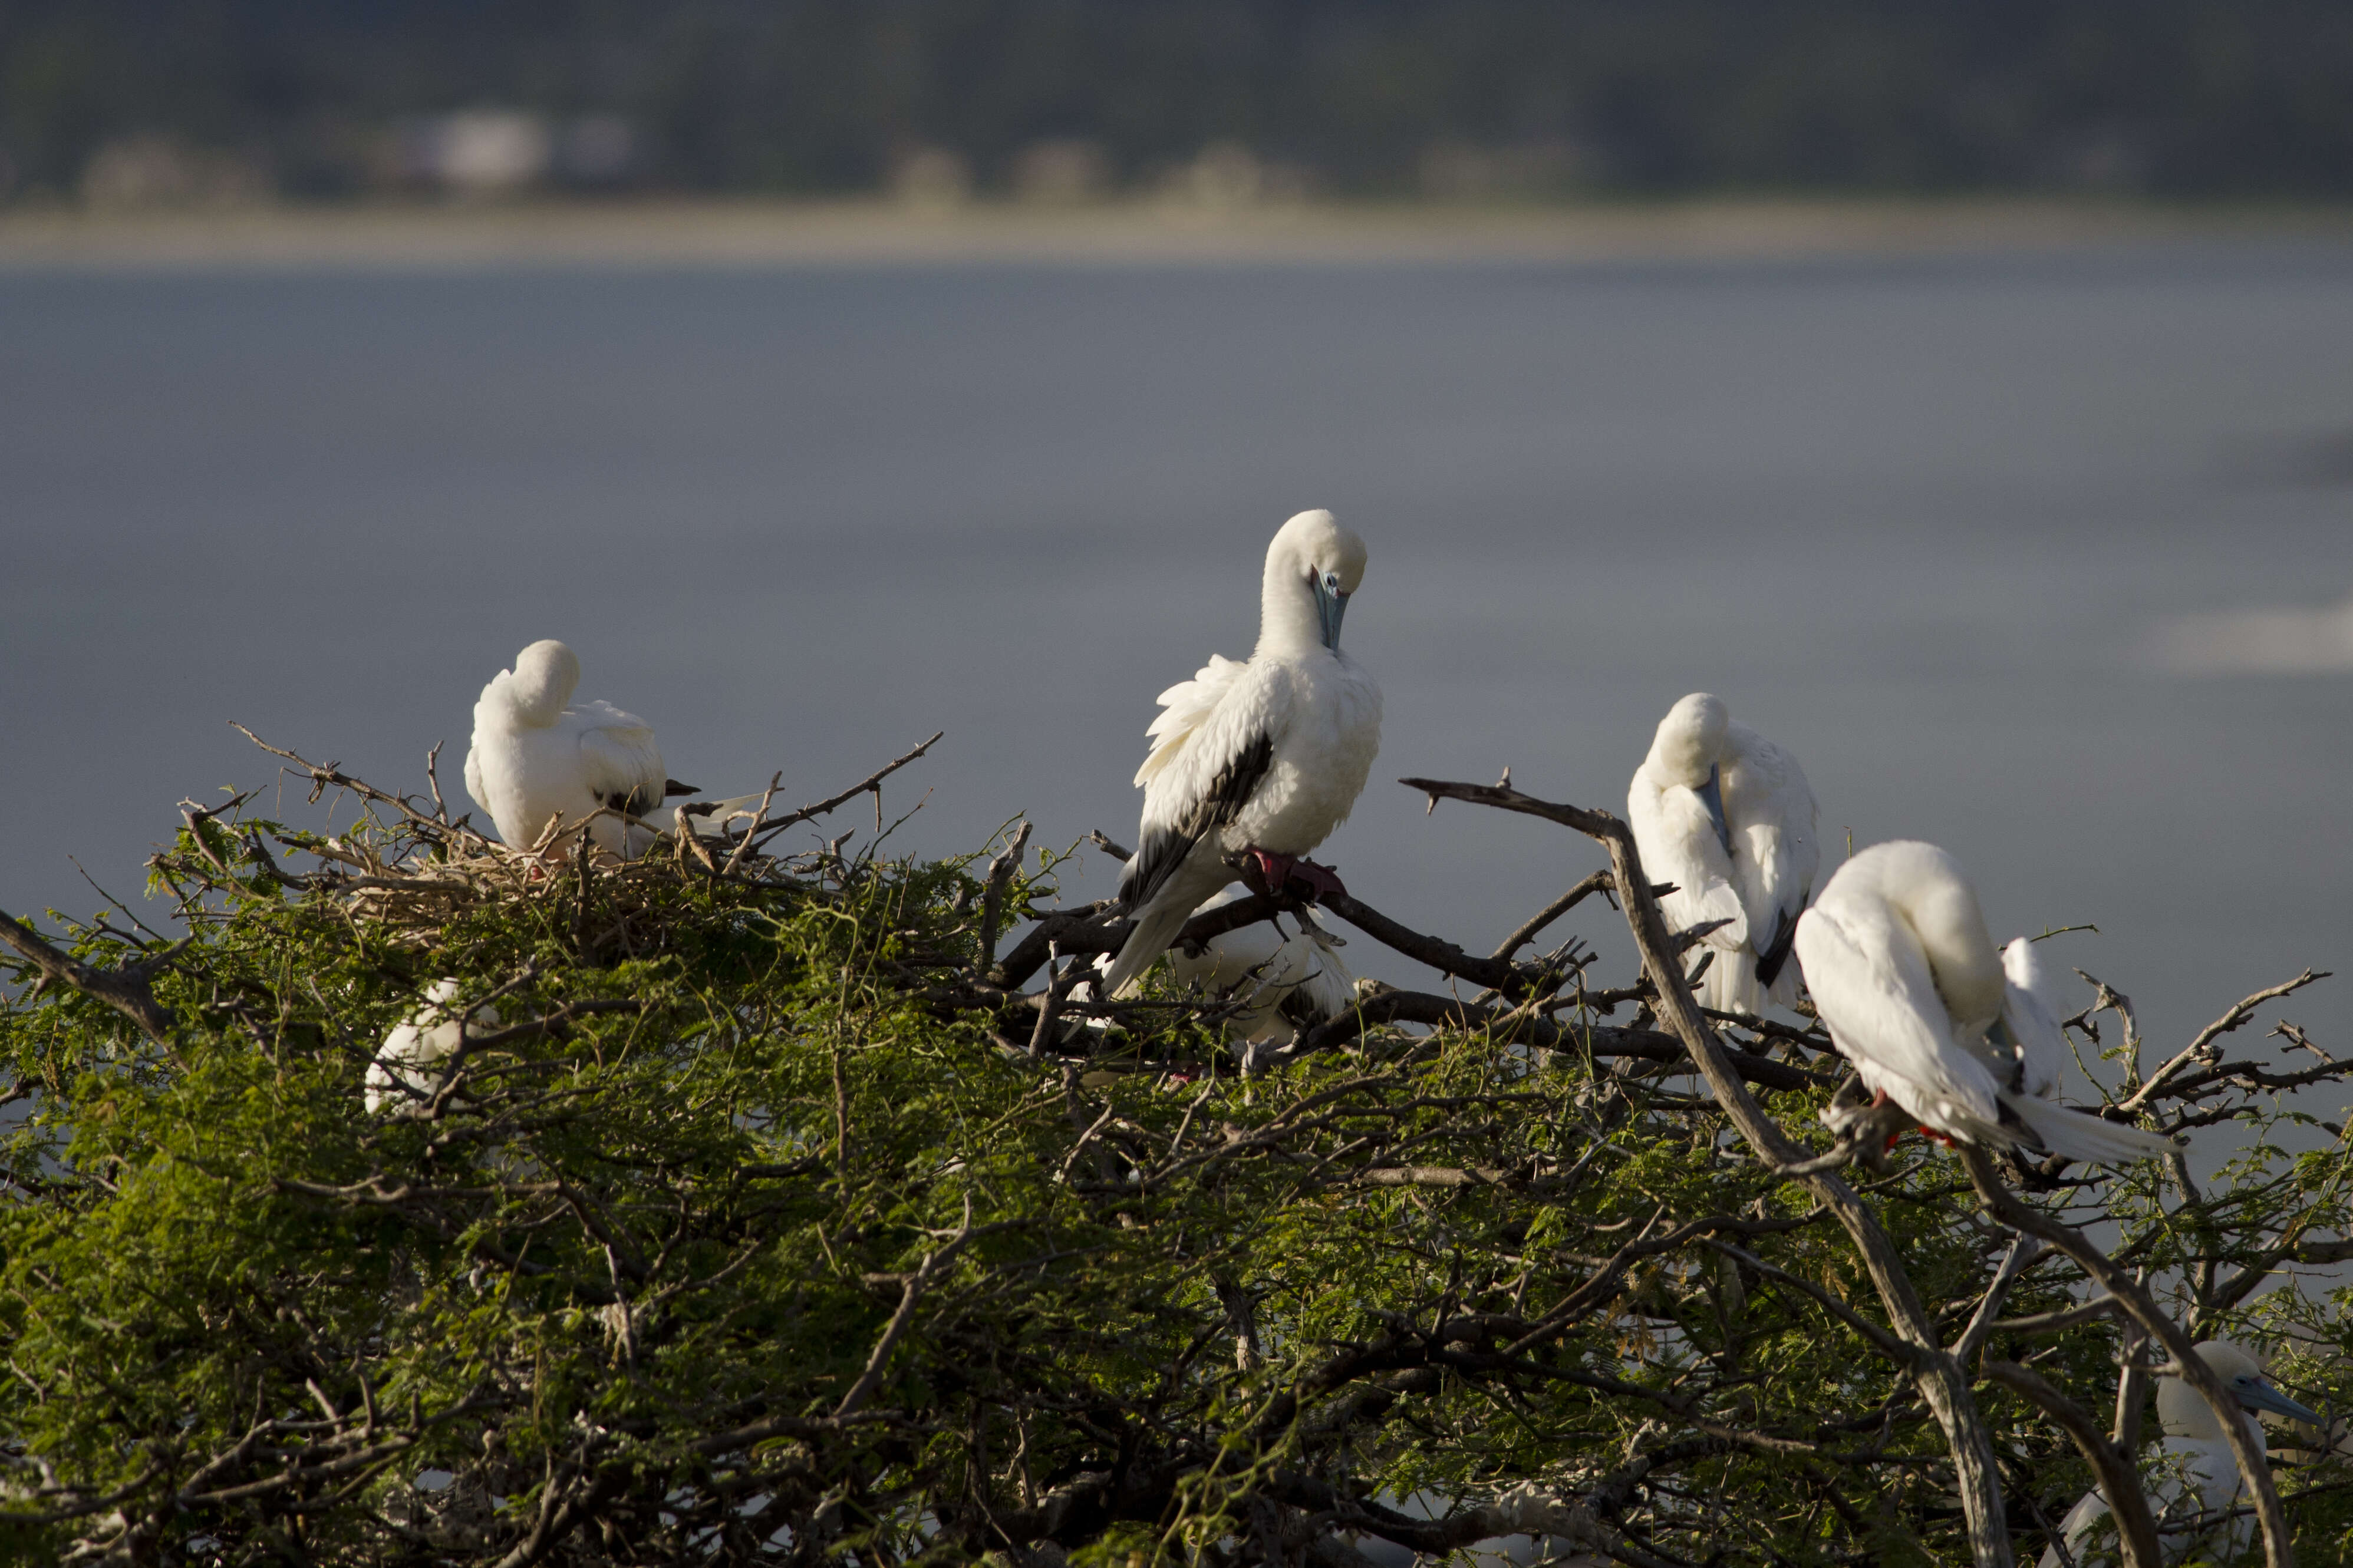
0 908 182 1045
1983 1359 2161 1568
747 731 944 854
977 821 1033 973
1489 869 1618 962
1281 988 1829 1093
2117 970 2329 1114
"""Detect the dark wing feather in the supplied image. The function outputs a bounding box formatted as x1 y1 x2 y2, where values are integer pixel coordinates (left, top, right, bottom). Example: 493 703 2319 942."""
1755 905 1801 989
1119 731 1274 912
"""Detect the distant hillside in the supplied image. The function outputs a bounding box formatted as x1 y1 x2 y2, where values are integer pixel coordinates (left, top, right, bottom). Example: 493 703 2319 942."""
6 0 2353 203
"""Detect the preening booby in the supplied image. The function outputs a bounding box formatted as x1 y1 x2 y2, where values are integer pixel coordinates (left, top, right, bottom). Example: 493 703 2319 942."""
1792 841 2179 1163
1101 510 1383 998
1166 885 1355 1048
365 979 500 1114
463 639 695 858
2037 1341 2321 1567
1626 693 1817 1015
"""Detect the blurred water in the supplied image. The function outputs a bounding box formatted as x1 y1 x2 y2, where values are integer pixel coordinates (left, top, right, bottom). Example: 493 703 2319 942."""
3 246 2350 1108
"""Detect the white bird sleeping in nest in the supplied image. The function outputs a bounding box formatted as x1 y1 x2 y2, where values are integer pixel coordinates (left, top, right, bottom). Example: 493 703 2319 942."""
463 639 696 859
1102 509 1383 998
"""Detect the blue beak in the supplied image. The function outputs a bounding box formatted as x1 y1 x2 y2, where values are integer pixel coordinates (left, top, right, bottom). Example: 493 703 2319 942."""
2235 1376 2325 1425
1695 765 1732 855
1313 572 1349 652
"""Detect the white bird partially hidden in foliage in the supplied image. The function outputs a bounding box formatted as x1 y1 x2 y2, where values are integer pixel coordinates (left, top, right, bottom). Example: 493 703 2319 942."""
1102 510 1383 998
1792 841 2180 1163
1626 692 1817 1015
2037 1341 2322 1568
365 979 501 1115
464 639 694 859
1166 885 1355 1049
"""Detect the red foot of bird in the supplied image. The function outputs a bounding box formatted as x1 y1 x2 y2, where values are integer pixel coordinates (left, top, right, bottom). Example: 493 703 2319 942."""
1246 849 1348 902
1865 1089 1908 1153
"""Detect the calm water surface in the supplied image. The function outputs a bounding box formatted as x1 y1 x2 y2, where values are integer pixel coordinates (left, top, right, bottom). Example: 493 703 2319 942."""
4 249 2350 1113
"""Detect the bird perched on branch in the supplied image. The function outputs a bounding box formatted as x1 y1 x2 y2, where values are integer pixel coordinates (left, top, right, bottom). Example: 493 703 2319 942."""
2038 1340 2321 1567
1166 885 1355 1049
463 639 695 859
1793 840 2180 1163
1627 692 1817 1015
365 979 500 1114
1101 509 1382 998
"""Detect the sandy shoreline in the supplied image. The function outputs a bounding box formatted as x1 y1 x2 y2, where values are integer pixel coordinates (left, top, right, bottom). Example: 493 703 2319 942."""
6 196 2353 269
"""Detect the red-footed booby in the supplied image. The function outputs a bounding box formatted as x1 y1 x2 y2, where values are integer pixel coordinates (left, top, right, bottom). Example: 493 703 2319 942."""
1792 841 2179 1163
2037 1341 2321 1567
1166 884 1355 1048
365 979 501 1115
1101 510 1383 998
1626 692 1818 1015
463 639 695 859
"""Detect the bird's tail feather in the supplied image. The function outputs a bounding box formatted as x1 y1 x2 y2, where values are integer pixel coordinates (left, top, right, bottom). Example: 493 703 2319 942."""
1291 938 1356 1023
675 792 773 839
2003 1094 2179 1163
1103 898 1199 999
1697 948 1762 1016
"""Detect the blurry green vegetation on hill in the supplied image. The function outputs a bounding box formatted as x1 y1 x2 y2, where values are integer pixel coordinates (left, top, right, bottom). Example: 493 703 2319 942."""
6 1 2353 207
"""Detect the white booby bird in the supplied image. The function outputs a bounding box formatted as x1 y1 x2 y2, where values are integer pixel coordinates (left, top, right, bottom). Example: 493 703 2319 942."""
1626 693 1818 1015
1101 510 1383 998
365 979 501 1114
1792 841 2179 1162
2038 1341 2322 1567
1166 885 1356 1048
463 639 694 859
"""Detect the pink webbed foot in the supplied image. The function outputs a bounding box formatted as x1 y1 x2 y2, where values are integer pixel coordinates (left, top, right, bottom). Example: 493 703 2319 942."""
1867 1089 1907 1153
1245 849 1348 902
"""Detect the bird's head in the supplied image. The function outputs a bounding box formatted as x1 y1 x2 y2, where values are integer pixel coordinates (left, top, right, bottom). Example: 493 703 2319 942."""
1266 509 1368 653
1649 692 1729 789
507 639 581 727
2159 1342 2325 1438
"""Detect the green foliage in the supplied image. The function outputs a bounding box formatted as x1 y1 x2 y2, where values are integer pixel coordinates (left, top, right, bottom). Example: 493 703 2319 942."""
0 760 2347 1566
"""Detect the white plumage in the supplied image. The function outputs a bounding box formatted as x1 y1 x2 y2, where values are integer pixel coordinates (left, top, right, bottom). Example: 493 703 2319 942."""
365 979 500 1114
1626 692 1818 1014
1102 510 1383 997
463 639 687 859
1792 841 2179 1163
2038 1341 2321 1567
1166 885 1355 1048
1999 936 2070 1101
